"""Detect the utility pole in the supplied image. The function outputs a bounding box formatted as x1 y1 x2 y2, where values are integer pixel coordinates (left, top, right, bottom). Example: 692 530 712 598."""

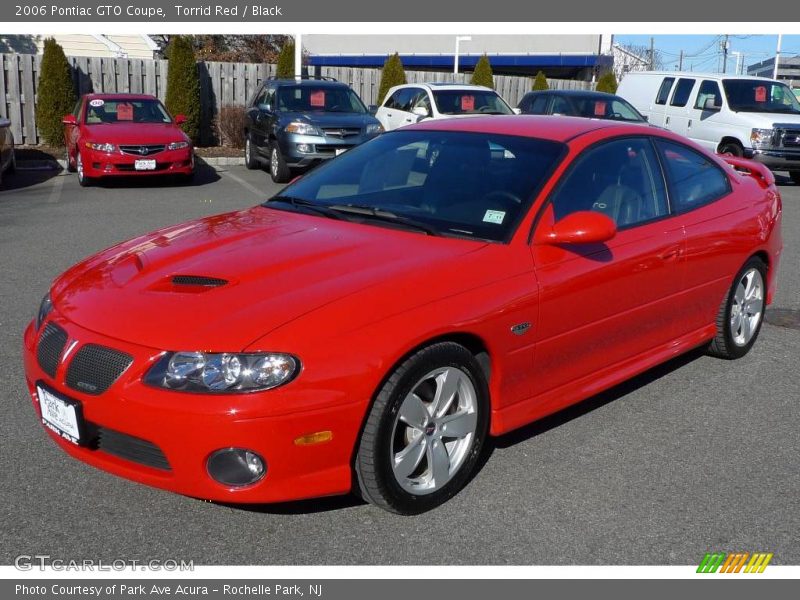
649 37 655 70
721 35 729 74
678 50 683 71
774 34 783 79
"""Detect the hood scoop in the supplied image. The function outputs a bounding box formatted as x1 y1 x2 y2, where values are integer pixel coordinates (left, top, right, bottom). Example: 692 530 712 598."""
171 275 229 287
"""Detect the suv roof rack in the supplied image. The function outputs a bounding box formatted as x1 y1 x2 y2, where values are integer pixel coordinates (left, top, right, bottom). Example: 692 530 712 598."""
265 75 339 82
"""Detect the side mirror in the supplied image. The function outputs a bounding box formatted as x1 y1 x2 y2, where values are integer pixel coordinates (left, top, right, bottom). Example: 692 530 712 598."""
513 108 522 115
643 115 649 122
257 103 272 113
411 106 430 118
537 211 616 245
703 97 721 111
62 114 77 125
174 114 187 125
368 104 378 115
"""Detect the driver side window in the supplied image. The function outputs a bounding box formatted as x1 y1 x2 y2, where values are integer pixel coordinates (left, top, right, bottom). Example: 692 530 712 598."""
550 138 669 229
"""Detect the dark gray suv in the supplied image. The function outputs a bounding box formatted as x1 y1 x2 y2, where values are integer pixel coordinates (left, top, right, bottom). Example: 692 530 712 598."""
244 78 384 183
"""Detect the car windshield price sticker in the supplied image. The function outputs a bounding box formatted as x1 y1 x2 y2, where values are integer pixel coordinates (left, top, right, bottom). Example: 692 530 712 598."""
755 86 767 102
461 95 475 111
116 103 133 120
594 101 606 116
310 90 325 107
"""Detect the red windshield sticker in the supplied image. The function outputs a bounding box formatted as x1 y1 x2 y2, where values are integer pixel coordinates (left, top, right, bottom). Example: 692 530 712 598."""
594 101 606 116
310 90 325 107
461 95 475 111
755 86 767 102
116 103 133 120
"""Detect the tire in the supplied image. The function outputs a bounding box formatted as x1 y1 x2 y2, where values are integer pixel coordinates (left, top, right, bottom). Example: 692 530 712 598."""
76 151 92 187
355 342 490 514
65 146 76 173
708 257 767 359
268 141 292 184
244 134 260 170
790 171 800 185
8 148 15 174
718 141 744 157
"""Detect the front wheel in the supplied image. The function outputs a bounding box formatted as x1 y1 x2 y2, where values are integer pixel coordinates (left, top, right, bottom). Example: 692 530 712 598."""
708 257 767 359
76 152 92 187
269 142 292 184
65 146 76 172
355 342 489 514
244 135 260 170
718 141 744 157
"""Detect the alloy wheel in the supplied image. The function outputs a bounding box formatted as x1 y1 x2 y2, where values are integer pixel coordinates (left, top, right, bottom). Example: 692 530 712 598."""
730 267 764 346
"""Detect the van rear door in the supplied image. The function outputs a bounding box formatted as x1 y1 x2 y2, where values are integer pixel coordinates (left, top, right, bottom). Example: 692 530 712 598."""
648 76 676 127
664 78 697 136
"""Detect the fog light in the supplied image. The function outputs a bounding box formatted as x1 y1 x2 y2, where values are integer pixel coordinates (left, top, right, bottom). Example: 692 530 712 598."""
296 143 313 153
207 448 266 486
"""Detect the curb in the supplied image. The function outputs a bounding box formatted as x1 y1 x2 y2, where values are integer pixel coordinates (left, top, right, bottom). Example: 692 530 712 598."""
197 155 245 167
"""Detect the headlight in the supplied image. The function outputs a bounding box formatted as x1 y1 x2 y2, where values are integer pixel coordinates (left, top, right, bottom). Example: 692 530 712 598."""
35 293 53 330
285 121 323 136
167 141 189 150
85 142 116 153
751 128 775 149
144 351 299 393
366 123 384 136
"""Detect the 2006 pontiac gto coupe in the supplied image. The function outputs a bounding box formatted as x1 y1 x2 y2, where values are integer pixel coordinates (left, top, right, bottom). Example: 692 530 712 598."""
23 116 782 514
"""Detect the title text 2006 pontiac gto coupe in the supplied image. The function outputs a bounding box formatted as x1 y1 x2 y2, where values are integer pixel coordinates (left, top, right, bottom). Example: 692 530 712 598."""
23 116 782 513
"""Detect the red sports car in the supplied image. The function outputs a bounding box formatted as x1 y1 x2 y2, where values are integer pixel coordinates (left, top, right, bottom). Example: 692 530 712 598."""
62 93 194 185
24 116 782 514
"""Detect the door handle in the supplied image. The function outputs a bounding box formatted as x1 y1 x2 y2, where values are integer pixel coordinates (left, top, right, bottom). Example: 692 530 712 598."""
387 113 393 117
688 119 692 128
659 248 681 261
665 116 670 126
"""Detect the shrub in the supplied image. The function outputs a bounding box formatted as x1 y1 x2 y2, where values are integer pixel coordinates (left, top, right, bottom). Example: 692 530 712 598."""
470 55 494 89
276 42 295 79
377 53 407 105
217 105 247 148
595 71 619 94
165 35 201 144
36 38 76 146
532 71 549 91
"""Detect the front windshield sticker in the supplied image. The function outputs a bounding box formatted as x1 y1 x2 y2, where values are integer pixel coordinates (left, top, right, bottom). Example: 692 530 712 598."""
461 96 475 111
483 210 506 224
89 99 104 107
117 103 133 120
310 90 325 107
755 86 767 102
594 101 606 116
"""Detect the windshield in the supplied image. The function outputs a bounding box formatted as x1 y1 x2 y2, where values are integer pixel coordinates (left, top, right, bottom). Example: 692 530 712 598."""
568 96 645 122
431 90 514 115
84 99 172 124
263 130 564 242
276 86 367 113
723 79 800 114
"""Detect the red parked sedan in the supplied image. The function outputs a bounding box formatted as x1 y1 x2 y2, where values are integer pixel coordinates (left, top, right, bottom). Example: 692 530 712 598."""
24 116 782 513
62 93 194 185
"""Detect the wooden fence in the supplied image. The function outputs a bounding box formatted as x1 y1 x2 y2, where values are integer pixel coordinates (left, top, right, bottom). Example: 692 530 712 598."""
0 52 594 146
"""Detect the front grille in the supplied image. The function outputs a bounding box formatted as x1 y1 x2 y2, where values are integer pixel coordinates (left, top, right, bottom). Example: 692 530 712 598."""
322 127 361 139
316 144 351 155
95 427 171 471
65 344 133 395
119 144 166 156
37 323 68 378
171 275 228 287
780 129 800 148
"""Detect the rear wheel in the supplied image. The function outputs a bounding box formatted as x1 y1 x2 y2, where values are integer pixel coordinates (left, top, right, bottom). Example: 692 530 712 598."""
718 140 744 157
708 257 767 359
244 134 260 170
790 170 800 185
269 142 292 184
355 342 489 514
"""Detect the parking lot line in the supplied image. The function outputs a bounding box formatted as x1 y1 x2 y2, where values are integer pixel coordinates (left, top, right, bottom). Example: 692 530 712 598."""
46 172 66 203
218 167 267 199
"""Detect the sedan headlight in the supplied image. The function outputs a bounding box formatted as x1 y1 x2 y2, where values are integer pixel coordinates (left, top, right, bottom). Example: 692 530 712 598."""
285 121 323 136
751 128 775 149
366 123 384 136
35 293 53 330
144 351 299 393
85 142 116 153
167 141 190 150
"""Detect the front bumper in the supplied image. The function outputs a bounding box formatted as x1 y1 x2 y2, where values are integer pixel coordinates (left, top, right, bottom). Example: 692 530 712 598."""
81 147 194 178
22 316 364 503
278 132 377 168
747 148 800 172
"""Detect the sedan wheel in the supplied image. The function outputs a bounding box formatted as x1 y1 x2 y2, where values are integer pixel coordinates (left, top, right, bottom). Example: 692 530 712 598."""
356 342 489 514
708 257 766 359
244 136 259 170
76 152 90 186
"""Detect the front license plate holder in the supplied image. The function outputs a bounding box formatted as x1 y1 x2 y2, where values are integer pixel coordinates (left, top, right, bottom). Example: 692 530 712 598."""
134 159 157 170
36 383 86 446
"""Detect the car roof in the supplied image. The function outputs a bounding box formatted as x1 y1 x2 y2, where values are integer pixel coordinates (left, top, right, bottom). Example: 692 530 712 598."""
625 71 776 82
406 115 652 143
396 83 494 92
82 93 158 101
271 79 348 87
525 90 621 99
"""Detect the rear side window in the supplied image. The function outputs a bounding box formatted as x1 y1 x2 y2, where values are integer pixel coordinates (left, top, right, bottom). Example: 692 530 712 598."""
670 78 696 107
551 96 574 116
385 88 417 111
655 78 675 105
656 140 731 212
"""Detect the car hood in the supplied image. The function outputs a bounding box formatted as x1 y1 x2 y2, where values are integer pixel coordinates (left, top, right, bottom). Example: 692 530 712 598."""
83 122 189 145
280 112 380 129
51 207 486 351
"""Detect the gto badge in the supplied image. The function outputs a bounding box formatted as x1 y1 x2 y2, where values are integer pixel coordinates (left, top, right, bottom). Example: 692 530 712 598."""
510 322 532 336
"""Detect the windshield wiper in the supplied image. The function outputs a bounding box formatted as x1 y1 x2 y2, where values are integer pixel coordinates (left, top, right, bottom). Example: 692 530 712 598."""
265 196 345 220
327 204 440 236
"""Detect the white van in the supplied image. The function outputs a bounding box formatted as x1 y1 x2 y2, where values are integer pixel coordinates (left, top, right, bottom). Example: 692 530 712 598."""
618 71 800 183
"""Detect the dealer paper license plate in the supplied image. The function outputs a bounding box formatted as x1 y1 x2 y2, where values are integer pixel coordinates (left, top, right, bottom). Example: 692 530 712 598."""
37 385 83 444
134 159 157 170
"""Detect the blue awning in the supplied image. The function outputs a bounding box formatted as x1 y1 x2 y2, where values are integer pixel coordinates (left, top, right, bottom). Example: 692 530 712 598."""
307 54 612 69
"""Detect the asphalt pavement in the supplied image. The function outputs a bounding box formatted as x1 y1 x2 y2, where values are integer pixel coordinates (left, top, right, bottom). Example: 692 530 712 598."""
0 163 798 565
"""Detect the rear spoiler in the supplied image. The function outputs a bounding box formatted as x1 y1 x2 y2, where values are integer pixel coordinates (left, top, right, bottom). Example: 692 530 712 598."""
721 156 775 188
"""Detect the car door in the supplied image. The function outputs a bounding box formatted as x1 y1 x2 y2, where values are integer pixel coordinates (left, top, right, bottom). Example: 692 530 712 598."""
247 85 275 153
529 136 685 404
647 76 675 127
686 79 725 153
665 77 697 136
377 88 410 131
654 139 739 336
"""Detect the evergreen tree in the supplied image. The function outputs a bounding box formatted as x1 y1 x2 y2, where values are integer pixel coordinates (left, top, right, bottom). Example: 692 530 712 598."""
595 71 619 94
377 53 407 105
470 55 494 89
531 71 549 91
276 42 295 79
36 38 76 146
164 35 201 143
